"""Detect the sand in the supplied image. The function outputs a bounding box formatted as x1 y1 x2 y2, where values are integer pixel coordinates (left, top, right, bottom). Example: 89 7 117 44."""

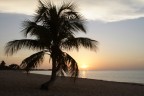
0 70 144 96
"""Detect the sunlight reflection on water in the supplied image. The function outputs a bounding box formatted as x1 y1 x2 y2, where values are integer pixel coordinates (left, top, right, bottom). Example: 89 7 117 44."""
81 70 86 78
31 70 144 84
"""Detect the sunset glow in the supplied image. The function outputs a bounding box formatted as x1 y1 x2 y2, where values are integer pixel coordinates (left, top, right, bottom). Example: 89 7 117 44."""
80 64 88 70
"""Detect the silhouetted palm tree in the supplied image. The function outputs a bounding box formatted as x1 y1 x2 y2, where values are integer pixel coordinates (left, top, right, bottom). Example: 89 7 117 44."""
0 60 6 70
5 1 98 90
0 60 6 67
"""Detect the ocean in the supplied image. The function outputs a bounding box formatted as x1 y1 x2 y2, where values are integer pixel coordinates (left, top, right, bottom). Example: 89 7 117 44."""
31 70 144 84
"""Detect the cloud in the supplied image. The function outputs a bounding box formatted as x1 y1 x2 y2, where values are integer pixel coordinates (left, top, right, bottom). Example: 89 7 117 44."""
0 0 144 22
0 0 37 15
78 0 144 22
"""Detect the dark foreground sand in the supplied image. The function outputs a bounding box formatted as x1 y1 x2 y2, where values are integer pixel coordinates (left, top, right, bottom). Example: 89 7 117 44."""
0 71 144 96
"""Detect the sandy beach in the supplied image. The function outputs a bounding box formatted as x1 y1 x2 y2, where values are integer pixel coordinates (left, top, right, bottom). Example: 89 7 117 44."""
0 70 144 96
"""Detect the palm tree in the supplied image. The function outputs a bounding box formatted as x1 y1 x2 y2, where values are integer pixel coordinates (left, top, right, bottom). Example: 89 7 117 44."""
5 1 98 90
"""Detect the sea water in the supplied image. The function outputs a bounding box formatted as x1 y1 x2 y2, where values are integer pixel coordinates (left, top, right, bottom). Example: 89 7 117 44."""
31 70 144 84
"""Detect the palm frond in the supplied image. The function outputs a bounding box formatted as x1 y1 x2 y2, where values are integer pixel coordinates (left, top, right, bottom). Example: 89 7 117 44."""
58 2 76 16
5 39 46 55
20 51 45 72
64 52 79 78
70 17 86 33
68 18 86 33
55 52 79 79
34 0 48 22
61 37 98 51
22 20 50 39
59 16 86 34
58 4 86 33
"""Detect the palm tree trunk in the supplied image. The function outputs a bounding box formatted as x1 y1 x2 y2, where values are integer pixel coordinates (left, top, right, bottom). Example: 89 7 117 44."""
40 56 57 90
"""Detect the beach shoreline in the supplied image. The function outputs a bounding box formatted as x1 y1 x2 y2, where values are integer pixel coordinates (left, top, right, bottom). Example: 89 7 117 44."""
0 70 144 96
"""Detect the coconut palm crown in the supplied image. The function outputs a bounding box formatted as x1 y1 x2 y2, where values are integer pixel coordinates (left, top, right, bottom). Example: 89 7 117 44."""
5 1 98 90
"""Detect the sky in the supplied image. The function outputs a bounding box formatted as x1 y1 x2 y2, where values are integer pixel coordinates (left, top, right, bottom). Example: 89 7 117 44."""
0 0 144 70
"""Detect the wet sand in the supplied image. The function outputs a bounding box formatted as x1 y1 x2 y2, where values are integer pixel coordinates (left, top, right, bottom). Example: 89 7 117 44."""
0 70 144 96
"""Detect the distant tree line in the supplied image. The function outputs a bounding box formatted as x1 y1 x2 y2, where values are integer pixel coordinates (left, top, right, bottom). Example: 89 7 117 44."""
0 60 20 70
0 60 51 71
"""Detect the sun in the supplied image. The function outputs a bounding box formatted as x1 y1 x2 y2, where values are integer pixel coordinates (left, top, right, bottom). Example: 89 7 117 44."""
80 64 88 69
